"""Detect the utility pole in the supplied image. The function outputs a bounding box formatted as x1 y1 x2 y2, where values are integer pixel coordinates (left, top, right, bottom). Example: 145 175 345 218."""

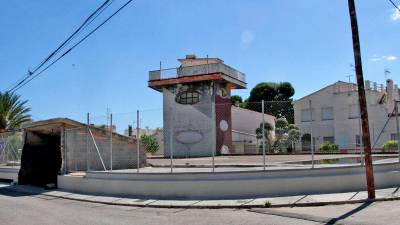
348 0 375 199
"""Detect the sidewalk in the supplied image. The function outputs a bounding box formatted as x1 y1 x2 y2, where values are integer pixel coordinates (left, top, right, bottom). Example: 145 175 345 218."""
2 184 400 208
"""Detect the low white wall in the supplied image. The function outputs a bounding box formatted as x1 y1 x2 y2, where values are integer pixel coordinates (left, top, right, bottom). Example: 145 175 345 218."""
0 168 19 182
58 163 400 200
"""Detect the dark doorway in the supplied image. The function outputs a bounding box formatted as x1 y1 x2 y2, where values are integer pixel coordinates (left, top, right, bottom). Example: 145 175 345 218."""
301 133 311 151
18 132 61 187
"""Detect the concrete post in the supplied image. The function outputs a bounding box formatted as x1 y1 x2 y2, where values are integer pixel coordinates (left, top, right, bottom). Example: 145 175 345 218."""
262 100 266 171
60 127 66 174
309 100 315 169
110 113 113 171
136 110 140 173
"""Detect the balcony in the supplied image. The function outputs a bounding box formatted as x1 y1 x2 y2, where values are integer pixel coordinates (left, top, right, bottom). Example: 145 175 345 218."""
149 62 246 84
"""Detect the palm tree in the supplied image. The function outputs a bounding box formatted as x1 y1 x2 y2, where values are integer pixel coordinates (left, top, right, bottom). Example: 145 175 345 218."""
0 92 31 132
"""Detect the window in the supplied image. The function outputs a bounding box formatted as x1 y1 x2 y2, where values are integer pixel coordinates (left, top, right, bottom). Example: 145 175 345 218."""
349 104 360 119
391 133 400 141
175 91 200 105
321 107 334 120
301 109 314 122
323 136 335 144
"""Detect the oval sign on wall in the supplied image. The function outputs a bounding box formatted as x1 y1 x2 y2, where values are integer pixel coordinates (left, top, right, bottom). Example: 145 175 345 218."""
219 120 228 132
175 130 203 144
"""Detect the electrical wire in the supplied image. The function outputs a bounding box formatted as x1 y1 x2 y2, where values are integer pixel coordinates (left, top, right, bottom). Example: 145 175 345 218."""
389 0 400 11
9 0 134 93
6 0 113 93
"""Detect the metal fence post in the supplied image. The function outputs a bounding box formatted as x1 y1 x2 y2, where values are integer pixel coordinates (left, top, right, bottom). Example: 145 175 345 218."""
262 100 266 171
136 110 140 173
309 100 315 169
110 113 113 171
169 106 174 173
211 81 216 173
395 101 400 163
86 113 90 171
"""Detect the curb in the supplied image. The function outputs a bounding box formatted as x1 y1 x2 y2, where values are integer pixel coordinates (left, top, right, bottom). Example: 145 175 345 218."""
4 185 400 209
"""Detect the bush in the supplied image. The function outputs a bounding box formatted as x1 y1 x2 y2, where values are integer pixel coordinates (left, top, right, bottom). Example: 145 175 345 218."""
140 134 159 154
382 140 398 151
320 141 339 151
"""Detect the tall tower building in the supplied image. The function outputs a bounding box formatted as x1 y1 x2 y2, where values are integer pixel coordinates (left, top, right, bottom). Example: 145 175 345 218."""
148 55 246 157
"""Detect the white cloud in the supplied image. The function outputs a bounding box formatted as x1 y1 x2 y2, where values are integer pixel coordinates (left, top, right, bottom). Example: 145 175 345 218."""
391 8 400 21
241 30 255 46
370 55 398 62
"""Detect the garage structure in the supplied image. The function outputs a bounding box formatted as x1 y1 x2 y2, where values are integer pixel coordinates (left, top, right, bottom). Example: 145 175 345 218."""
18 118 146 187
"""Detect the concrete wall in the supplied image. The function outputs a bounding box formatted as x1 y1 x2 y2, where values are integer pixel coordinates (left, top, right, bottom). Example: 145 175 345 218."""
163 84 214 157
0 168 18 182
65 128 146 171
58 163 400 200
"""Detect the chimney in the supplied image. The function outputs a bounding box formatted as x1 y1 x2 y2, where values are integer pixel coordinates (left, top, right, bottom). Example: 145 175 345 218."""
128 125 132 137
387 79 394 104
185 54 196 59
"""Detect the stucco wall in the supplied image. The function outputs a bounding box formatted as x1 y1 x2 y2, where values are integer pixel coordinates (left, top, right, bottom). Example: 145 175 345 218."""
163 85 214 157
58 163 400 200
294 82 400 151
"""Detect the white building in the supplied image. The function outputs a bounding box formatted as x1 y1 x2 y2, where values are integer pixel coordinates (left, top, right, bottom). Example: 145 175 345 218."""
231 106 275 154
293 79 399 152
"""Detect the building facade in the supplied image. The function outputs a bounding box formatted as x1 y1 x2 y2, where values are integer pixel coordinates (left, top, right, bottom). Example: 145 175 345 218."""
148 55 247 157
231 106 276 154
293 79 399 152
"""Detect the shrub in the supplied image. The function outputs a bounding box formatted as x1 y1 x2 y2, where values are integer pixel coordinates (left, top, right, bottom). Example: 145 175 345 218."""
382 140 398 151
320 141 338 151
140 134 159 154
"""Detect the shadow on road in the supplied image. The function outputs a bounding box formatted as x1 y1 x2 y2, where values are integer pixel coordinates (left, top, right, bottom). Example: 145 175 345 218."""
324 201 372 225
0 183 47 197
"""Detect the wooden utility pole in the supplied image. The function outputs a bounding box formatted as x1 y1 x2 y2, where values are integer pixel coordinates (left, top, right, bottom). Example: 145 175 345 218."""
348 0 375 199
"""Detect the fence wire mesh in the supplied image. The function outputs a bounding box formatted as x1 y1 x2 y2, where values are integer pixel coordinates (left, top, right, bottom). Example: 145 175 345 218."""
0 131 23 168
61 99 400 173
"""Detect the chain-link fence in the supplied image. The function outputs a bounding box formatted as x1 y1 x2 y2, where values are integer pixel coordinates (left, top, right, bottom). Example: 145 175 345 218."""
61 98 400 173
372 100 400 156
0 131 23 168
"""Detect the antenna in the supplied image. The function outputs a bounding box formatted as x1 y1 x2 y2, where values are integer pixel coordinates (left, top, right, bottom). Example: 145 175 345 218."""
384 69 391 80
346 74 353 94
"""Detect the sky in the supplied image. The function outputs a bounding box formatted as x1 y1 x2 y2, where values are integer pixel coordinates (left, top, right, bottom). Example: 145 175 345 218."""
0 0 399 131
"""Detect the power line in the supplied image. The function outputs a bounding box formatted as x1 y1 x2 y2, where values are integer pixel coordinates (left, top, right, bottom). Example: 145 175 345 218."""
6 0 113 93
10 0 134 93
389 0 400 11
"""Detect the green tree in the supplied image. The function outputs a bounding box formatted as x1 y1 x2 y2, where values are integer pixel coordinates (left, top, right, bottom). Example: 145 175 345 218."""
140 134 159 154
287 126 301 152
256 122 274 150
230 95 243 105
0 92 31 132
245 82 295 123
274 117 289 151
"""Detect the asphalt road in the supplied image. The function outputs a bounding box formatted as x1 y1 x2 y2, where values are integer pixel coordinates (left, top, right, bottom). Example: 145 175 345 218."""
1 184 399 225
